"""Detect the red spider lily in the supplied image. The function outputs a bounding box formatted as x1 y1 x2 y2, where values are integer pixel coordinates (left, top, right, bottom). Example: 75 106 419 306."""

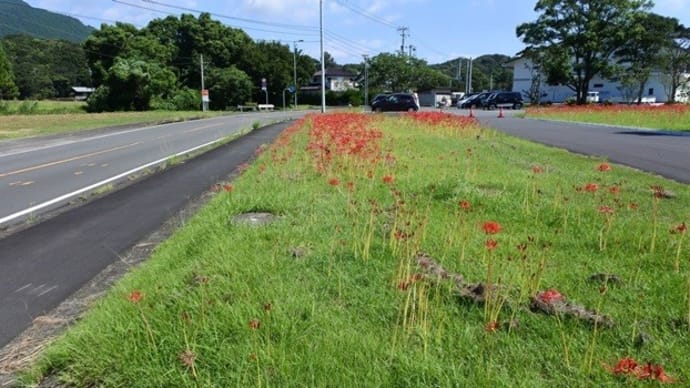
598 205 614 215
639 363 674 383
458 200 471 211
263 303 272 312
223 184 233 192
651 185 666 199
482 221 502 235
608 185 620 195
382 175 395 184
249 319 261 330
405 111 479 128
397 273 423 291
629 202 639 210
585 183 599 192
484 320 499 333
536 289 564 304
328 177 340 186
611 357 638 375
671 222 687 234
532 165 543 174
128 290 143 304
485 239 498 250
605 357 675 383
598 163 612 172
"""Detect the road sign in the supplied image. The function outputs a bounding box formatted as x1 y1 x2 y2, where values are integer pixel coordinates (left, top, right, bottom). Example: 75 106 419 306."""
201 89 209 102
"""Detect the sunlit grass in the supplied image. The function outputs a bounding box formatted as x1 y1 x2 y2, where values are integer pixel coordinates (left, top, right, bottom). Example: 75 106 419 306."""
525 104 690 131
0 110 225 140
22 112 689 386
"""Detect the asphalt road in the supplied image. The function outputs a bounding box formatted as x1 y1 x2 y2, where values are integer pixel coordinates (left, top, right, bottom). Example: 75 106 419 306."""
0 111 309 228
479 114 690 184
0 121 293 349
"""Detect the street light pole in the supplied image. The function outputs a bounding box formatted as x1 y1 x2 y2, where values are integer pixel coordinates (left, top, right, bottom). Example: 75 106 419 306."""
293 39 303 108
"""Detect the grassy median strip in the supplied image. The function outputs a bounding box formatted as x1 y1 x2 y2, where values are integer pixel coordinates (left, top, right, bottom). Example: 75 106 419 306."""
23 112 689 386
526 104 690 131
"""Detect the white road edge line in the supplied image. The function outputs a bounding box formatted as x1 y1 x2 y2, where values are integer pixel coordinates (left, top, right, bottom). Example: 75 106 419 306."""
0 137 225 226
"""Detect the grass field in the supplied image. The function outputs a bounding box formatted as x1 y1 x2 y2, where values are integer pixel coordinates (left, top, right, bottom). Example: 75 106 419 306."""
525 103 690 131
0 104 225 140
18 112 689 386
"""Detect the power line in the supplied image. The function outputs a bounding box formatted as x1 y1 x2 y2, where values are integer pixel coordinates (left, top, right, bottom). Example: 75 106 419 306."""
333 0 397 29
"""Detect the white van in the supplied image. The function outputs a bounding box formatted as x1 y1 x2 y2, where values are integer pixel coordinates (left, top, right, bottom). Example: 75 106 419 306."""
586 91 599 103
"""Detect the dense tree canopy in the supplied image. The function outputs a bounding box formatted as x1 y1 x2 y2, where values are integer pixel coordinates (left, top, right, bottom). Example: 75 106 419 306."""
0 42 18 99
2 35 89 99
517 0 653 104
367 53 450 93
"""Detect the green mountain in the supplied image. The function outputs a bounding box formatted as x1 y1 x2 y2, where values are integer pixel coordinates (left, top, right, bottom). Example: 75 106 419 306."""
0 0 94 42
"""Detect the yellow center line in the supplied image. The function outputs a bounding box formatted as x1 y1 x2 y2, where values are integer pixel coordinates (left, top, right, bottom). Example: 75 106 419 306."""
0 142 141 178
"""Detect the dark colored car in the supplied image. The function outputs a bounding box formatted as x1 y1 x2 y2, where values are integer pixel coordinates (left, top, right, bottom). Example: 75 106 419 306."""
483 91 524 110
458 92 492 109
370 92 419 112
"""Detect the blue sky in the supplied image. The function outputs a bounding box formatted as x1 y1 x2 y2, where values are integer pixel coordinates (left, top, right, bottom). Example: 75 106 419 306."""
27 0 690 65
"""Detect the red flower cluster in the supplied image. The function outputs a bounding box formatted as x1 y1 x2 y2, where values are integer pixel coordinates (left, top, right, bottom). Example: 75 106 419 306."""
482 221 502 235
598 163 612 172
128 290 143 304
307 113 383 173
382 175 395 184
585 183 599 192
671 222 687 234
397 273 423 291
606 357 674 383
536 289 564 304
458 200 471 211
405 111 479 128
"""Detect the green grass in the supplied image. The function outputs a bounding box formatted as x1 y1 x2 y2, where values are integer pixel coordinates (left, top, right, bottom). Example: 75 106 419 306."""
0 100 87 115
525 103 690 131
21 112 689 386
0 108 225 141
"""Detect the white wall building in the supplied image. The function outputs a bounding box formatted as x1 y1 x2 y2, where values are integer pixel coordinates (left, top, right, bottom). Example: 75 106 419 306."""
507 57 690 103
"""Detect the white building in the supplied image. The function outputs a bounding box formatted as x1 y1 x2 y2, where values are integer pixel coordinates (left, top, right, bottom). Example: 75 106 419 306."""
507 57 690 103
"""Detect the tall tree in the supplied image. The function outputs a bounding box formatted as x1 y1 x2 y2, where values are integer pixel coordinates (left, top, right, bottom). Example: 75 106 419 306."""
517 0 653 104
368 53 449 92
658 23 690 103
615 13 676 104
0 41 19 99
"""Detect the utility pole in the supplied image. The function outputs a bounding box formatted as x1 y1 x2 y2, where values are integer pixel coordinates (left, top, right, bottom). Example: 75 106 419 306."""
320 0 326 113
293 39 303 108
457 58 462 88
363 54 369 107
200 54 208 112
397 26 409 56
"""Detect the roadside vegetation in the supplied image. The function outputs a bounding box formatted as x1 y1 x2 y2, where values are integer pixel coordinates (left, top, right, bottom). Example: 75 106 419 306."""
21 112 689 386
525 104 690 131
0 103 224 140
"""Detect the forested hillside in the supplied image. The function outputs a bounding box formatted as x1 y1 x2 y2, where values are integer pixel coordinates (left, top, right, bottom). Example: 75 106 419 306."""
431 54 514 92
0 0 94 42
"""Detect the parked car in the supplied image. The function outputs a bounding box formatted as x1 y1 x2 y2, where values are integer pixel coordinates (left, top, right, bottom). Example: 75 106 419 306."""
370 92 420 112
483 91 524 110
457 92 492 109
